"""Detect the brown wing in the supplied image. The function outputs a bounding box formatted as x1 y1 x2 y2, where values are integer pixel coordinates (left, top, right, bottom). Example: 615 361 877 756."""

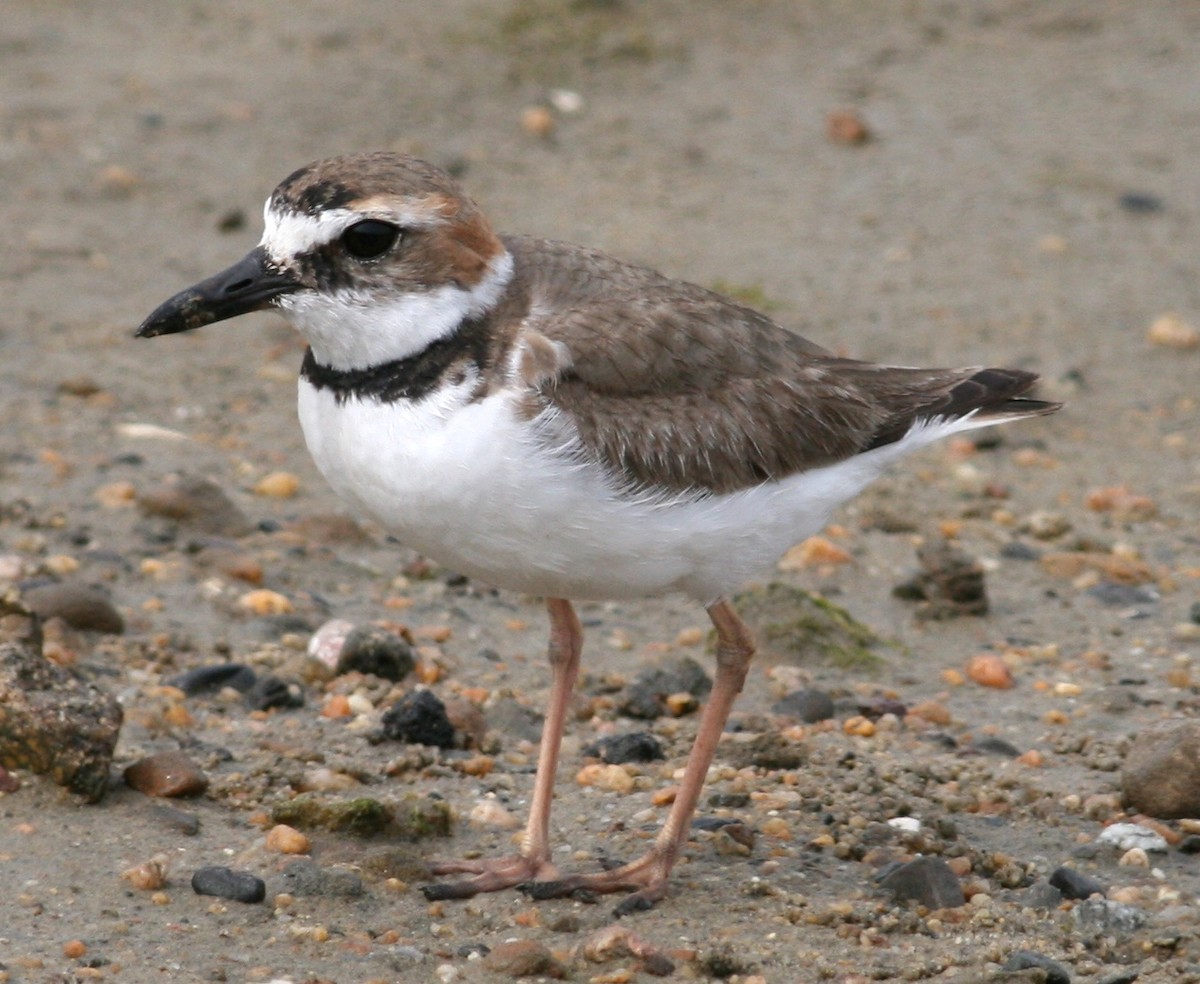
505 236 1056 495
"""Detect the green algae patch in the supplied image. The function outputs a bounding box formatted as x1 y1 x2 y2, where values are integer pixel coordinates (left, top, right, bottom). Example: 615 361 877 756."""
273 793 453 840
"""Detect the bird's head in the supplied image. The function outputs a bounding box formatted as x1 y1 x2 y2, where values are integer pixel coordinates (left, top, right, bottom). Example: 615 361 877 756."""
136 152 512 370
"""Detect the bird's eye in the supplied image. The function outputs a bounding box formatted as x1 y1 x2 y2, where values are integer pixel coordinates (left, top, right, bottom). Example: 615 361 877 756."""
341 220 400 259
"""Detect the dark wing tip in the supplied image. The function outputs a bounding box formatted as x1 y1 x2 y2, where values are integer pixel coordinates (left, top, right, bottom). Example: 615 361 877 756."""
946 367 1063 421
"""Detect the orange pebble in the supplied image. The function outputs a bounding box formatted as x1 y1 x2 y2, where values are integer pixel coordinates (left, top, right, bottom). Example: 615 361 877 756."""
63 940 87 959
966 653 1015 689
322 694 352 719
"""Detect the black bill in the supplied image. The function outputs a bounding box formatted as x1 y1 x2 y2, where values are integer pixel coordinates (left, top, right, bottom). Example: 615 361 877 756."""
136 246 300 338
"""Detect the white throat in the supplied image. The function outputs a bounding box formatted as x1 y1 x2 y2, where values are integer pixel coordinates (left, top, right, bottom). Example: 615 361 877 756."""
278 250 514 372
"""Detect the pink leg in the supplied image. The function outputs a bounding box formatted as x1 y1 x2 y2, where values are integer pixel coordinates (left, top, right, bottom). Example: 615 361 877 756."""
423 598 582 900
523 597 756 915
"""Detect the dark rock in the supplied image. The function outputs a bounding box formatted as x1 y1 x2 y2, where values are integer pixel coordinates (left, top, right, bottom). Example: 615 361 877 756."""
1178 835 1200 855
1017 878 1064 910
1072 898 1147 934
381 689 456 748
1000 541 1042 561
1118 191 1164 214
1086 582 1158 608
858 696 908 720
1049 865 1106 900
969 736 1022 758
1121 719 1200 819
0 601 123 802
583 732 664 764
708 792 750 808
277 858 364 898
0 762 20 793
1191 600 1200 625
877 856 966 909
244 674 305 711
138 472 254 537
21 582 124 634
893 541 988 619
482 939 565 978
168 663 257 696
722 732 806 771
124 750 209 798
191 865 266 903
621 657 712 719
1003 950 1071 984
773 688 835 723
336 626 415 681
148 803 201 835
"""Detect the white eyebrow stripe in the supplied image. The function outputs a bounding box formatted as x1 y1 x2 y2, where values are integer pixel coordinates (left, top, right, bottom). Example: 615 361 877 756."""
258 198 447 264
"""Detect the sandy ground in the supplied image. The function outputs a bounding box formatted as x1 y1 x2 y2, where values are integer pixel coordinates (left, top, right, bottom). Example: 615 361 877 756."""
1 1 1199 981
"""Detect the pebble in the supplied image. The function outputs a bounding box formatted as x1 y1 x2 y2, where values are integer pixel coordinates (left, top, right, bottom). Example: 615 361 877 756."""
1018 879 1064 910
621 657 712 719
190 865 266 904
123 751 209 798
277 858 363 898
877 856 966 909
121 855 169 890
0 608 123 802
1121 719 1200 819
0 762 20 793
167 663 257 696
583 732 664 764
893 541 988 619
252 470 300 498
969 736 1022 758
21 583 124 634
137 472 254 537
772 688 835 723
1097 823 1168 853
307 618 355 669
236 589 294 616
336 625 415 681
826 108 871 145
469 798 520 829
380 689 456 748
1072 898 1147 934
1086 582 1158 608
966 653 1015 689
482 939 565 978
1002 950 1071 984
243 673 305 711
265 824 311 855
1049 865 1106 900
148 803 201 835
576 763 636 794
722 732 806 770
1147 311 1200 349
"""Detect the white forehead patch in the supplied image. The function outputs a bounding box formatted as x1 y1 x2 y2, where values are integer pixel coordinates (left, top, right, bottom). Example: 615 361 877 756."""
259 196 451 266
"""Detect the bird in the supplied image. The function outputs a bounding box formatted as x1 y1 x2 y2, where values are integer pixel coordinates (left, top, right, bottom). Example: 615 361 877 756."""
137 151 1060 915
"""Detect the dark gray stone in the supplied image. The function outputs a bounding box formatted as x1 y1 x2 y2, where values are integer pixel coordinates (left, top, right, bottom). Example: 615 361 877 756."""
336 626 415 681
191 866 266 903
877 856 965 909
773 688 835 723
381 689 456 748
583 732 664 764
621 657 712 720
1003 950 1071 984
1049 865 1106 900
168 663 257 696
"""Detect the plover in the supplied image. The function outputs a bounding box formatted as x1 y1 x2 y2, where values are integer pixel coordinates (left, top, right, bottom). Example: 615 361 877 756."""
138 152 1060 914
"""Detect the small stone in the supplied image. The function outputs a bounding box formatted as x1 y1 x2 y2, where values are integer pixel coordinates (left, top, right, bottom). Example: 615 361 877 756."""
1086 582 1158 608
969 735 1022 758
167 663 257 696
1072 898 1147 934
236 589 294 616
277 858 363 898
243 673 305 711
253 471 300 498
621 657 712 720
1118 847 1149 867
336 625 415 681
583 732 664 764
62 939 87 959
907 700 951 726
772 689 835 723
483 939 565 978
123 751 209 798
0 762 20 792
149 803 201 835
826 108 871 145
0 606 123 802
777 536 853 570
122 855 169 890
21 583 124 634
1122 720 1200 819
469 799 520 829
265 824 311 855
1018 879 1064 910
1147 312 1200 349
190 866 265 904
1119 191 1164 214
1097 823 1168 853
966 653 1015 689
380 690 456 748
877 856 966 909
520 105 556 138
1023 510 1072 540
138 472 253 537
1049 865 1106 900
894 541 988 619
576 763 635 794
723 732 806 770
1002 950 1071 984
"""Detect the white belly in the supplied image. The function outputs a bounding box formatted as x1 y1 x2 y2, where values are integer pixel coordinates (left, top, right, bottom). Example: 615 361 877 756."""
296 378 946 602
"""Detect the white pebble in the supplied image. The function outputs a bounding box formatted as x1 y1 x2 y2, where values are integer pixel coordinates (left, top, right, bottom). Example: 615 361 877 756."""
1097 822 1169 853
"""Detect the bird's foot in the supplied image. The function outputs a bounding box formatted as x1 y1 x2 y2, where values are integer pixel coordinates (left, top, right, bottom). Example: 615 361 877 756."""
421 855 558 901
517 851 671 916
